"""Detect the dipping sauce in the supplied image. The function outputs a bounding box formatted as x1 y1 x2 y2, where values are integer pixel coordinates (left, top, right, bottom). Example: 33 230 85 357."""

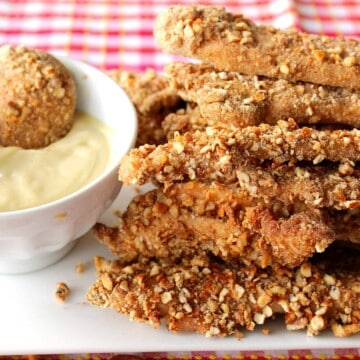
0 111 113 211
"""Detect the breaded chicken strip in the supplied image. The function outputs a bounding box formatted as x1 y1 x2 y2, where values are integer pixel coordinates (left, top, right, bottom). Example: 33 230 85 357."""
120 120 360 178
94 182 335 268
119 122 360 210
87 246 360 337
155 5 360 89
165 62 360 128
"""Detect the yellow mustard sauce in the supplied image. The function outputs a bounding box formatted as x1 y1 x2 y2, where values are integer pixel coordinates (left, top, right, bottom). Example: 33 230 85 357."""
0 111 112 211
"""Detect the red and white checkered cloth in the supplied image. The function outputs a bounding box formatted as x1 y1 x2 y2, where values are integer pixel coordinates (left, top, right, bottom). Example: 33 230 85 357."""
1 0 360 73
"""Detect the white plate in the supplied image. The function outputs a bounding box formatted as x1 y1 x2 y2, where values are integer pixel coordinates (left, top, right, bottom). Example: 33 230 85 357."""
0 185 359 355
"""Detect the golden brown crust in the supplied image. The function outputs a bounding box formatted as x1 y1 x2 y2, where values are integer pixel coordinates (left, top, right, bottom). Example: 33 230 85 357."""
94 182 336 269
155 5 360 89
0 45 76 149
332 209 360 244
162 104 206 140
119 122 360 210
108 68 183 146
165 62 360 128
86 247 360 337
236 162 360 211
120 121 360 179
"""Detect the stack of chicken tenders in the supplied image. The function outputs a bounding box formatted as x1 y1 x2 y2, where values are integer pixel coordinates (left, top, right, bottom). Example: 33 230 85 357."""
87 5 360 338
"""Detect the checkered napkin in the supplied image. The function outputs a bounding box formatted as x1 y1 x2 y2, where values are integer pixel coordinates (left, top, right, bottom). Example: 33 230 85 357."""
0 0 359 73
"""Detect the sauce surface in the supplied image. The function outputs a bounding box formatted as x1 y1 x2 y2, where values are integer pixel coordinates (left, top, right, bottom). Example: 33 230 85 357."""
0 111 112 211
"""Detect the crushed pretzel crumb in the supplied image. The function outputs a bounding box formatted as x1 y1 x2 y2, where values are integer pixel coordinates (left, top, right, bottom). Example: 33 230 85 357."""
55 282 70 303
76 262 85 274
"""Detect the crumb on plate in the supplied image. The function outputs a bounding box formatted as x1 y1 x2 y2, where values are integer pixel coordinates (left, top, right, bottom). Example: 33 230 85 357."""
55 282 70 303
76 262 85 274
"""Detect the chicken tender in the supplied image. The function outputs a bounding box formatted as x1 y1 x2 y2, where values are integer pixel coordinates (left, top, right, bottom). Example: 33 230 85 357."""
165 62 360 129
94 182 335 269
87 246 360 337
155 5 360 89
119 122 360 210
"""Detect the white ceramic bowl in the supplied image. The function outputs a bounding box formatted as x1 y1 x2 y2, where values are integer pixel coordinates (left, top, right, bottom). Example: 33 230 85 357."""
0 56 137 274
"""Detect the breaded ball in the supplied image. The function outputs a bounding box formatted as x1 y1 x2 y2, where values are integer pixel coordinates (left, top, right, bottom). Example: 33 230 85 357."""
0 45 77 148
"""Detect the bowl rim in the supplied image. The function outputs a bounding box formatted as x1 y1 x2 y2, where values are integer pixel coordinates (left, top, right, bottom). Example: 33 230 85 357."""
0 56 137 217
